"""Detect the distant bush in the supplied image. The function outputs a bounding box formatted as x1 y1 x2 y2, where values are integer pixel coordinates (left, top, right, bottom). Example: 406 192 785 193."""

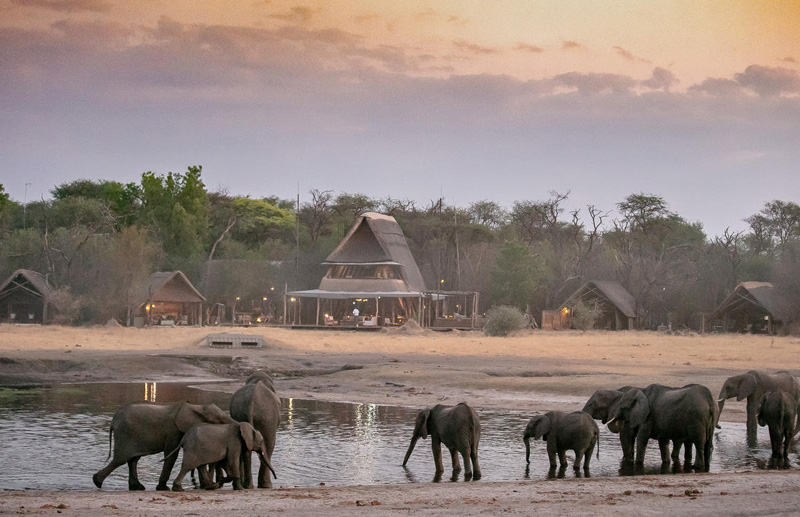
484 306 525 337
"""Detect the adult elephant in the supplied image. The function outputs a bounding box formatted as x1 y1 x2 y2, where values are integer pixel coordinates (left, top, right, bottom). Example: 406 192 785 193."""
93 402 233 490
229 370 281 488
608 384 715 471
403 402 481 481
582 386 639 462
717 370 800 446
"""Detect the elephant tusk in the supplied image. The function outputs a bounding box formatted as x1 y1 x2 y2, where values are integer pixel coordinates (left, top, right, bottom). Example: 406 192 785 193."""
717 398 726 403
606 417 617 427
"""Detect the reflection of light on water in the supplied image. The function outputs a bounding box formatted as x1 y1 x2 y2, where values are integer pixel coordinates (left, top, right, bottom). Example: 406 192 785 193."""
286 398 294 431
143 382 157 402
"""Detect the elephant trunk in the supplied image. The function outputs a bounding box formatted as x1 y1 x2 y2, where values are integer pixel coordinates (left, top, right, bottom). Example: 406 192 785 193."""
403 435 419 466
524 435 531 464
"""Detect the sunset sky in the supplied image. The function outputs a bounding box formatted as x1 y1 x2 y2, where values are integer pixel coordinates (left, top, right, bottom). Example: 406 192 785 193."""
2 0 799 235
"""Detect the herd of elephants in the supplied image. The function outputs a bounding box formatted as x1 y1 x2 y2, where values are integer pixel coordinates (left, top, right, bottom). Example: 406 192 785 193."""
91 369 800 491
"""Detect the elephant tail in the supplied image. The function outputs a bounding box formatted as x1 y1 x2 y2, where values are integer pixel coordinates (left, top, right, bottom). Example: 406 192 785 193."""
596 430 600 459
105 427 113 461
162 443 182 463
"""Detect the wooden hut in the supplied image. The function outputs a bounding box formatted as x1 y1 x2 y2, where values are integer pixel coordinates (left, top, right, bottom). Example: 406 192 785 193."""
287 212 427 327
0 269 55 324
711 281 796 334
133 271 206 326
556 280 637 330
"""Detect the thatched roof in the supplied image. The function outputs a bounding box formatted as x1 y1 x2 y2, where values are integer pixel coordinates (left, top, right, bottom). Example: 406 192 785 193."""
131 271 206 308
0 269 55 300
320 212 426 293
561 280 637 318
712 281 796 322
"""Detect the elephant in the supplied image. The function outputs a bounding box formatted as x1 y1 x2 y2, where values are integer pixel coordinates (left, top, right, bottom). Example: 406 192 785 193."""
169 422 276 491
93 402 233 491
717 370 800 446
582 386 639 462
524 411 598 473
608 384 715 471
757 390 798 464
229 370 281 488
402 402 482 481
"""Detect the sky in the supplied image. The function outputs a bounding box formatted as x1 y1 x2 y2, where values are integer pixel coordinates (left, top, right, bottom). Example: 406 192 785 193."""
1 0 799 236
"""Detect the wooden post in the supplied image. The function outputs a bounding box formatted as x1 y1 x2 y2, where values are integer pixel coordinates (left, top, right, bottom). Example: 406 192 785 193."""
283 295 287 327
316 297 320 327
376 297 379 325
418 296 423 327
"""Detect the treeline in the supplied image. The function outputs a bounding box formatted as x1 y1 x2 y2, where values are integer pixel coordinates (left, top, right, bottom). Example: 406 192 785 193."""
0 166 798 328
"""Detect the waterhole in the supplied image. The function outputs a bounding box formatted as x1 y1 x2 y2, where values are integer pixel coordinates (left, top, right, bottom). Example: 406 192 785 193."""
0 382 794 490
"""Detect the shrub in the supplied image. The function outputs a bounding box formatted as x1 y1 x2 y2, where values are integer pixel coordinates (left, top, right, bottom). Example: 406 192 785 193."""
484 305 525 337
570 299 604 331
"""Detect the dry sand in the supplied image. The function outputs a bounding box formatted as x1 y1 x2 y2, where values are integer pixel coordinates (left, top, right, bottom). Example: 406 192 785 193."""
1 324 800 515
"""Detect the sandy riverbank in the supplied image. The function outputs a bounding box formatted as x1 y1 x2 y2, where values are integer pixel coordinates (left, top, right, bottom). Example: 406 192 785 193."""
1 324 799 514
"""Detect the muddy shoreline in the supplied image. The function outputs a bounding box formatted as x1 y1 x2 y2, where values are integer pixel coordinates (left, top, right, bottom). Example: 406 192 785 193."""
2 325 800 514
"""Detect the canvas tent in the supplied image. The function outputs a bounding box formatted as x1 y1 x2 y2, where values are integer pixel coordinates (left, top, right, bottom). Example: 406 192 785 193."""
132 271 206 326
287 212 427 327
711 281 797 334
0 269 55 324
555 280 637 330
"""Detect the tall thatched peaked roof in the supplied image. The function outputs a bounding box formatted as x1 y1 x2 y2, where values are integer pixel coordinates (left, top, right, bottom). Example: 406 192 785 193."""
712 281 796 322
561 280 637 318
0 269 55 300
322 212 426 292
131 271 206 308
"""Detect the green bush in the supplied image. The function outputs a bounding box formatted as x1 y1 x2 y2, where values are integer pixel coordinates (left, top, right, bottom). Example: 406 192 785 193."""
570 299 605 331
484 305 525 337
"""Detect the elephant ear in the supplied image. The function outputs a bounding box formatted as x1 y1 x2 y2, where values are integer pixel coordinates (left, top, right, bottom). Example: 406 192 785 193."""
737 374 757 401
415 409 431 439
532 415 551 440
628 390 650 429
175 403 205 433
239 422 256 451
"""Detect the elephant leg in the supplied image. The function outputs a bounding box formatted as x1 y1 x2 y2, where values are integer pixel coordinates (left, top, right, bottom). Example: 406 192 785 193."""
693 439 705 470
450 448 462 473
670 441 681 464
704 439 713 471
157 439 180 491
93 457 128 489
558 450 567 468
470 447 481 480
573 449 584 470
461 447 472 479
171 465 190 492
746 399 759 447
635 433 648 465
684 442 693 466
546 439 558 468
228 451 243 490
584 441 595 470
241 450 253 489
128 457 146 491
658 439 670 464
432 439 444 474
257 454 273 489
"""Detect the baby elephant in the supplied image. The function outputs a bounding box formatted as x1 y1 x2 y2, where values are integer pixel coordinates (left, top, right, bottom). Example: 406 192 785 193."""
758 390 798 463
524 411 599 472
403 402 481 481
169 422 276 491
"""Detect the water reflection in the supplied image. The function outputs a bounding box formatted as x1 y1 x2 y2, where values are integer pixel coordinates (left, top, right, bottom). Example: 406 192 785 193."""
0 383 796 491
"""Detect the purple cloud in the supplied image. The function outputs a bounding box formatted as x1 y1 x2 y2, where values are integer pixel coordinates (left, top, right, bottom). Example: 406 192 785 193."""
734 65 800 97
641 67 678 91
453 40 498 55
552 71 636 94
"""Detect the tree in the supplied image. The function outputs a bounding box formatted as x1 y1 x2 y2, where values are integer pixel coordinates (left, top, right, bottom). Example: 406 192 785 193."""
488 241 544 308
139 166 209 258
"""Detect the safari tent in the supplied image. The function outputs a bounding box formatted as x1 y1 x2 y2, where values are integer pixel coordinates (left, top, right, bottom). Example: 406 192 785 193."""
132 271 206 326
711 281 797 334
555 280 637 330
0 269 55 324
286 212 427 327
